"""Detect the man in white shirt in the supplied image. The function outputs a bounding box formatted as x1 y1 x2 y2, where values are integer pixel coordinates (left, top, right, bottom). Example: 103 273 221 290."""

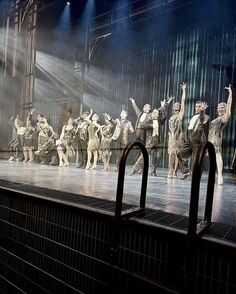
129 97 151 144
177 101 209 179
129 97 173 175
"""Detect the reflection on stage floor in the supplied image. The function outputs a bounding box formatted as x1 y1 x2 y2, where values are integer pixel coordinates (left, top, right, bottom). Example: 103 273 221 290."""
0 160 235 226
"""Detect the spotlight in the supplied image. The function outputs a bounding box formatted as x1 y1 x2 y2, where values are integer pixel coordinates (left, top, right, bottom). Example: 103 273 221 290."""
66 1 70 5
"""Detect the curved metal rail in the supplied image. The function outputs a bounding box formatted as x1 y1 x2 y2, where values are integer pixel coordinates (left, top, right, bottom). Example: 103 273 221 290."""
115 141 149 219
184 141 216 293
109 141 149 290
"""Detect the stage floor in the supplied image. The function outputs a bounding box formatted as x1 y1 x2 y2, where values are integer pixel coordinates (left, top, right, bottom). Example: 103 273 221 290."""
0 160 235 226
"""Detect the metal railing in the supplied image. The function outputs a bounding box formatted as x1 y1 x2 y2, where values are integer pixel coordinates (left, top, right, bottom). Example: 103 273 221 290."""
184 141 216 293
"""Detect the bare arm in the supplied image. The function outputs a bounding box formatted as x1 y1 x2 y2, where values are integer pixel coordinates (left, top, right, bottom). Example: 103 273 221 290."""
179 82 187 120
59 125 65 141
200 102 209 124
224 84 232 122
14 115 20 130
129 97 141 116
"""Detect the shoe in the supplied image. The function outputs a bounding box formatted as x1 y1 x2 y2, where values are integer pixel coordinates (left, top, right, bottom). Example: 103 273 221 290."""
151 171 157 177
167 172 173 179
8 156 14 161
217 175 223 185
77 161 84 168
129 169 138 176
85 164 91 170
180 172 190 180
172 173 177 179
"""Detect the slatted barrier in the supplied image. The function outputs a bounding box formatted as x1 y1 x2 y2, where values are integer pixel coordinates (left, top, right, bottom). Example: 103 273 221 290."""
0 142 235 293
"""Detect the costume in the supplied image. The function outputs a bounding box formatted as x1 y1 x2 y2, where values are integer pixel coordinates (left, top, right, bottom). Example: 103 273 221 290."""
132 105 168 175
37 136 59 165
14 117 26 161
37 122 53 150
111 118 134 168
99 122 113 170
177 109 210 177
208 117 227 153
130 100 151 144
57 125 76 160
87 124 100 151
167 112 184 177
75 119 89 168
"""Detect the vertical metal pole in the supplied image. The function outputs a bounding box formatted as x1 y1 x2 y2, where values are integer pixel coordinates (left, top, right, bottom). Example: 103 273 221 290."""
12 0 20 77
2 14 10 78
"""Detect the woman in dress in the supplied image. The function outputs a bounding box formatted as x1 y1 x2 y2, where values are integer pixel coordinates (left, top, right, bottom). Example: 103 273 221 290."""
23 109 37 163
208 84 232 185
99 116 113 171
35 115 54 163
85 112 102 170
167 82 186 178
57 117 76 167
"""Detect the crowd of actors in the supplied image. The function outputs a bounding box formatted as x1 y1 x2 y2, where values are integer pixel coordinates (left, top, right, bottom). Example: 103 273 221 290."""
7 83 234 185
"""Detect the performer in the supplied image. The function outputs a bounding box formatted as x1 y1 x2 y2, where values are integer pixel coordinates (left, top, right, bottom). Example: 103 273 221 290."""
57 118 76 167
208 84 232 185
23 109 37 163
85 112 102 170
104 110 134 170
74 111 91 168
37 133 59 166
167 82 187 178
177 100 210 179
36 115 54 162
99 115 113 171
130 96 173 176
8 115 18 161
129 97 151 144
14 115 26 161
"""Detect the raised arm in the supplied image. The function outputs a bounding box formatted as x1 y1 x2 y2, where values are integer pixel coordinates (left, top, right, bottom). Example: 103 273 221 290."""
26 108 35 127
200 102 209 125
224 84 232 121
129 97 141 116
14 115 20 130
179 82 187 120
59 125 65 141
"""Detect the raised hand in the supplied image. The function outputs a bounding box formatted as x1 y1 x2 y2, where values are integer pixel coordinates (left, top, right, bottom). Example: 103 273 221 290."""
180 82 187 90
129 97 135 103
167 95 175 104
160 100 166 107
201 101 209 111
225 84 232 93
103 113 111 121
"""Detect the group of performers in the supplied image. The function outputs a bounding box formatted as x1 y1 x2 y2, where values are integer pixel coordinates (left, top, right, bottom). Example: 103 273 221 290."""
7 83 233 185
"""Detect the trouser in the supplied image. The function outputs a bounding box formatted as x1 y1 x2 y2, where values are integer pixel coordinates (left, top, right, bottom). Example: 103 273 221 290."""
177 138 204 174
133 142 162 173
114 139 127 169
76 139 87 166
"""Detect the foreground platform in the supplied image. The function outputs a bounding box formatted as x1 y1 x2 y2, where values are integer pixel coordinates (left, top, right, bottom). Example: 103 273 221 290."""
0 159 235 226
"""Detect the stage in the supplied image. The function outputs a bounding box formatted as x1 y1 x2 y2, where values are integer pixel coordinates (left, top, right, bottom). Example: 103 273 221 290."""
0 159 235 227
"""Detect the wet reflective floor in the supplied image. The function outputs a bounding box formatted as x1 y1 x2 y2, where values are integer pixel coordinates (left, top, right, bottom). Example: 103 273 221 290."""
0 160 235 226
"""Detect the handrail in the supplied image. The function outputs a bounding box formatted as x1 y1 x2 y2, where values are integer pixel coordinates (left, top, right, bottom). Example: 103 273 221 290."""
108 141 149 291
115 141 149 219
188 141 216 237
184 141 216 293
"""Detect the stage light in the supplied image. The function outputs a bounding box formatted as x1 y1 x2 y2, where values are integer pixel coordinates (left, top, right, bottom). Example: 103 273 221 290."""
66 1 70 5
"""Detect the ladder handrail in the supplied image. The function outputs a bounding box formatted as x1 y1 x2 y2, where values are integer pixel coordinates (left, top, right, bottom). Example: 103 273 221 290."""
115 141 149 219
188 141 216 237
184 141 216 293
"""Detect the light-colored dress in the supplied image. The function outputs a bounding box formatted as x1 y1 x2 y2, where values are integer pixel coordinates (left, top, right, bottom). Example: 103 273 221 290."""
208 117 227 153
